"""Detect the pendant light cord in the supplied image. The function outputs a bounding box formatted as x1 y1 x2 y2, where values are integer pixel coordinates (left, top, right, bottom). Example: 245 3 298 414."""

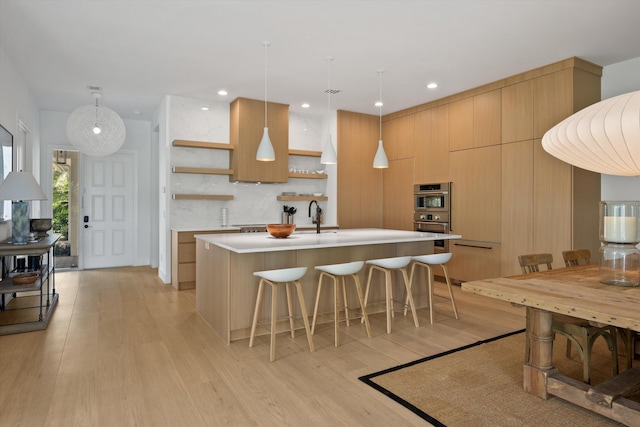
263 41 270 127
378 70 383 140
327 57 333 133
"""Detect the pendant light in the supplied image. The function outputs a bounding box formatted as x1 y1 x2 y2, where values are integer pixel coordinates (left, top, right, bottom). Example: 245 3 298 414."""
320 57 338 165
373 70 389 169
66 91 126 157
256 41 275 161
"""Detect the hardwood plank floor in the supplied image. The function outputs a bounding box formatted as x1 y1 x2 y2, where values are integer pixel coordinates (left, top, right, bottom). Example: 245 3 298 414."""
0 266 525 426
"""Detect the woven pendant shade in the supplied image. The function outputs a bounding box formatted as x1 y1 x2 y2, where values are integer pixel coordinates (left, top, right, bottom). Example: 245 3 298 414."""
541 90 640 176
66 92 126 157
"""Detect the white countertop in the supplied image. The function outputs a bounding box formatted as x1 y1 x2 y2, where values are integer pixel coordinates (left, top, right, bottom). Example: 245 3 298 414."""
196 228 461 254
171 224 340 232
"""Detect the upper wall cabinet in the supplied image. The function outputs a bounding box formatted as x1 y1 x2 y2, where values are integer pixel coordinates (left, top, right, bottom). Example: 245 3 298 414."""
414 104 449 183
449 90 501 151
382 114 415 161
473 89 501 148
501 80 533 144
229 97 289 183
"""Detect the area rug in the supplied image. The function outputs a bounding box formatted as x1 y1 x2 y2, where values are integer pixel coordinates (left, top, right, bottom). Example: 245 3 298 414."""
359 330 633 426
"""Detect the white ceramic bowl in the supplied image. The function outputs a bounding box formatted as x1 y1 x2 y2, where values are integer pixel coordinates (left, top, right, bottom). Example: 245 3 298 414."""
313 192 323 197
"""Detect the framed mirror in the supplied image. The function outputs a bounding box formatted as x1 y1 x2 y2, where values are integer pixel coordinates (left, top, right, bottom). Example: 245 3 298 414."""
0 124 14 220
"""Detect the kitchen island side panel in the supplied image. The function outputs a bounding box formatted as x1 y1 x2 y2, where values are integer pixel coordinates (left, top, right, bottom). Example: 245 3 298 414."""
196 240 230 344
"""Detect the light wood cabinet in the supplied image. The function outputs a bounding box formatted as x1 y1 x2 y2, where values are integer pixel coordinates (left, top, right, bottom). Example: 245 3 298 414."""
449 145 501 242
382 114 415 161
414 105 449 183
230 97 289 183
337 110 383 229
501 140 534 276
383 157 415 231
171 229 239 290
449 97 474 151
473 89 501 148
501 81 533 143
447 240 501 283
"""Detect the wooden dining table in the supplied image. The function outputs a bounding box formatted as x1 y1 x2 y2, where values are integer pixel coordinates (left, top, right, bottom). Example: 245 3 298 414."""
462 264 640 426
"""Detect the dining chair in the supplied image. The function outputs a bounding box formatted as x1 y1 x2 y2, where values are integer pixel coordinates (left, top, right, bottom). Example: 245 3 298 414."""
562 249 591 267
518 253 619 384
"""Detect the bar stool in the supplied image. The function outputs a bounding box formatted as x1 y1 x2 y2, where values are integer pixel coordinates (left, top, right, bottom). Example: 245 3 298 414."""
405 253 459 325
311 261 372 347
249 266 315 362
363 256 419 334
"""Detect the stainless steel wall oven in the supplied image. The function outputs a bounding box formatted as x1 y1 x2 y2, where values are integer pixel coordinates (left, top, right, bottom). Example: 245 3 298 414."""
414 182 451 253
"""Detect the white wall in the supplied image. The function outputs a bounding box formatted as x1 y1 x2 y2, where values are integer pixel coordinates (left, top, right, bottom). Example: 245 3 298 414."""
600 56 640 200
39 110 154 267
0 43 41 241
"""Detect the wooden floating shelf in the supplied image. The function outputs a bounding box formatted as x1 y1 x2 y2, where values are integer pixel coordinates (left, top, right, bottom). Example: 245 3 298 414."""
277 196 328 201
288 173 327 179
288 149 321 157
172 140 234 150
173 167 234 175
172 194 234 201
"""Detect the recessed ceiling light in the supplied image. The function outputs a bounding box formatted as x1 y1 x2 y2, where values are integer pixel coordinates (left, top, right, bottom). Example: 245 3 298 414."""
375 101 383 107
218 90 228 96
301 103 310 108
133 110 142 116
427 82 438 89
201 106 210 111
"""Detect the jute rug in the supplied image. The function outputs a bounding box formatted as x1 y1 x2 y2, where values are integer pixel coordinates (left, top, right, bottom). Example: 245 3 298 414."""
360 330 638 426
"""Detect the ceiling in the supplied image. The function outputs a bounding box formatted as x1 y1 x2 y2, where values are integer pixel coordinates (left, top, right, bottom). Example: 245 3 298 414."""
2 0 640 122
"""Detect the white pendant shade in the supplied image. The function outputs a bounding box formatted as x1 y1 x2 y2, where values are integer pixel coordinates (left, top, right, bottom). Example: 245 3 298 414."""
320 134 337 164
373 139 389 169
256 127 275 161
66 102 126 157
542 90 640 176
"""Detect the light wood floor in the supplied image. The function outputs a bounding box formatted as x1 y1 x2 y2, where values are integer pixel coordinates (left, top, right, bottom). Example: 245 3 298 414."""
0 266 525 426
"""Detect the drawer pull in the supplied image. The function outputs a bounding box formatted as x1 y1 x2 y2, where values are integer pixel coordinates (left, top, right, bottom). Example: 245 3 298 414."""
454 243 492 250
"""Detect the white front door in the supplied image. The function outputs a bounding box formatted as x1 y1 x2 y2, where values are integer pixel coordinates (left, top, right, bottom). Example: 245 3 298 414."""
82 152 135 269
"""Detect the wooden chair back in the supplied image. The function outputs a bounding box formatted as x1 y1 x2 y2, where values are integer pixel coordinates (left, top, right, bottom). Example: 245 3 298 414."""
562 249 591 267
518 253 553 274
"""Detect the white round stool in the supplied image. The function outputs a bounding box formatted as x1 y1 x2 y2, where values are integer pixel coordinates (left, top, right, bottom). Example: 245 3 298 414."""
405 253 459 325
363 256 419 334
249 266 315 362
311 261 372 347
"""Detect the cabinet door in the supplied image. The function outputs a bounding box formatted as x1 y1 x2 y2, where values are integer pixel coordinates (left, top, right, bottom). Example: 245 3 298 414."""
532 69 573 139
502 80 533 144
414 105 449 183
533 139 571 263
501 140 534 276
473 89 501 148
383 157 415 231
449 97 474 151
337 110 383 228
383 114 415 161
448 240 501 282
450 145 501 242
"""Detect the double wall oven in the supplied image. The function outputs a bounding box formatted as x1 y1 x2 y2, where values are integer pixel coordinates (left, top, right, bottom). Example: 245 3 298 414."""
414 182 451 254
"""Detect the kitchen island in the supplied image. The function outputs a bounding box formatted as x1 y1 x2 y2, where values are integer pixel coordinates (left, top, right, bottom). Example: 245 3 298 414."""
195 228 461 343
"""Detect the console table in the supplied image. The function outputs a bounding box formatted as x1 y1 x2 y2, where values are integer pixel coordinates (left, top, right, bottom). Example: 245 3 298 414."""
0 234 60 335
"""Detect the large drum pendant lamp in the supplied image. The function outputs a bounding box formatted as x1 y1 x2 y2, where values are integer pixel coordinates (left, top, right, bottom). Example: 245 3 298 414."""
541 90 640 176
66 92 126 157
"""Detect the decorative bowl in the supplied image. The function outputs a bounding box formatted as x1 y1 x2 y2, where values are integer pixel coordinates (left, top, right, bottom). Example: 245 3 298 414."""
313 192 323 197
30 218 53 237
12 273 39 285
267 223 296 238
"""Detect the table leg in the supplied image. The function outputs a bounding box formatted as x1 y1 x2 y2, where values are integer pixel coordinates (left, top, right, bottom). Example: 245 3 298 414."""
523 307 557 399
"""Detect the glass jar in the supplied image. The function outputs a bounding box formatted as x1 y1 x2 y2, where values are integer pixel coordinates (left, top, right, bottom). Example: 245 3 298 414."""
599 201 640 286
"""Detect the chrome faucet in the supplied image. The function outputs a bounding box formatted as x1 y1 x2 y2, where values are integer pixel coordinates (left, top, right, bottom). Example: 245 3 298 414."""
308 200 321 234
